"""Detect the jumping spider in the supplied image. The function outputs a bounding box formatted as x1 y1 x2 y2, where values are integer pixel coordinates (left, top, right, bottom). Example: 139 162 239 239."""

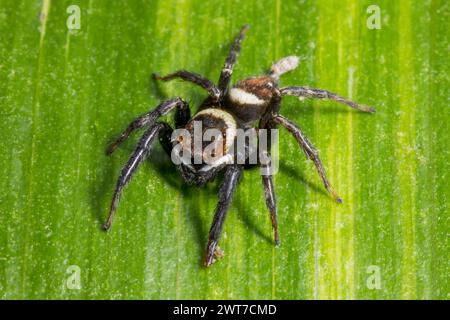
103 25 375 267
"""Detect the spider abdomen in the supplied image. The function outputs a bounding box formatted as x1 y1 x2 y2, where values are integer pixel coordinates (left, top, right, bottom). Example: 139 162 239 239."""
226 76 276 123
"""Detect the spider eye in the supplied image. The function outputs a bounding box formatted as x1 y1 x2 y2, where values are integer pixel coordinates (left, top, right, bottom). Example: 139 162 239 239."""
266 82 274 89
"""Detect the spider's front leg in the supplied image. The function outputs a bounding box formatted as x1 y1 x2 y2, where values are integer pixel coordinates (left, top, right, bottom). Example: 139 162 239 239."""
204 164 243 267
106 98 188 155
273 114 343 203
103 122 173 230
103 97 189 230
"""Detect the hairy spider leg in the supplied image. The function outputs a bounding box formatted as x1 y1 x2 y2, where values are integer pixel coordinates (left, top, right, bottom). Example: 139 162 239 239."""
104 122 173 231
153 70 221 102
106 98 188 155
218 24 249 95
204 164 243 267
261 164 279 246
259 110 281 246
280 86 376 113
273 114 343 204
174 99 191 129
258 96 281 246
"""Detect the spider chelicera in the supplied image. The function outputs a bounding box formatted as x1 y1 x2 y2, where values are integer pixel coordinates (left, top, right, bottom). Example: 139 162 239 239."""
103 25 375 267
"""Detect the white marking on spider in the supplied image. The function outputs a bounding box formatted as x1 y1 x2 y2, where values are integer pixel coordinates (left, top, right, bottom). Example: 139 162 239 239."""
194 108 237 153
228 87 266 106
174 150 195 170
271 56 300 78
222 67 233 74
198 154 234 172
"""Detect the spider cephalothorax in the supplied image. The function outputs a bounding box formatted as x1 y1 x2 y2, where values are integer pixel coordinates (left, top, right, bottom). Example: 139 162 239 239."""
103 25 375 267
174 108 238 186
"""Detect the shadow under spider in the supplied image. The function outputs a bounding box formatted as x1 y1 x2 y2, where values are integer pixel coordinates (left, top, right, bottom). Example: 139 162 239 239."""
90 151 116 231
233 189 274 246
147 147 222 267
94 126 341 252
277 162 330 199
232 162 332 246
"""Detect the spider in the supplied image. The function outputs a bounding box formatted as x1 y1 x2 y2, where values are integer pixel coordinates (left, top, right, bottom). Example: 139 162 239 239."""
103 25 375 267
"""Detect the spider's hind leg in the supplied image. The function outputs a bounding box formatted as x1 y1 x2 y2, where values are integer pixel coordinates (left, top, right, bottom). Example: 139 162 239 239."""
103 122 173 230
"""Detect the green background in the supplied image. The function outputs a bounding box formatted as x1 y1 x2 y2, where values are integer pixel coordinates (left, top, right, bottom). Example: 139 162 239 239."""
0 0 448 299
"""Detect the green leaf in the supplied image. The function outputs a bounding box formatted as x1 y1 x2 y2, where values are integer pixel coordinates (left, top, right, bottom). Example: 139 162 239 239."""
0 0 448 299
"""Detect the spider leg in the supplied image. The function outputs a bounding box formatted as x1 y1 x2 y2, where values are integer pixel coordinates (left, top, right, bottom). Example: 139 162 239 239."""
106 98 188 155
280 86 376 113
153 70 220 102
217 24 249 95
204 164 243 267
259 114 280 246
273 114 343 203
103 122 172 230
158 122 174 158
174 99 191 129
261 162 280 246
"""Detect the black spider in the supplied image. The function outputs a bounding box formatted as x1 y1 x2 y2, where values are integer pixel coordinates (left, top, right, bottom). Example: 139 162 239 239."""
103 25 375 267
